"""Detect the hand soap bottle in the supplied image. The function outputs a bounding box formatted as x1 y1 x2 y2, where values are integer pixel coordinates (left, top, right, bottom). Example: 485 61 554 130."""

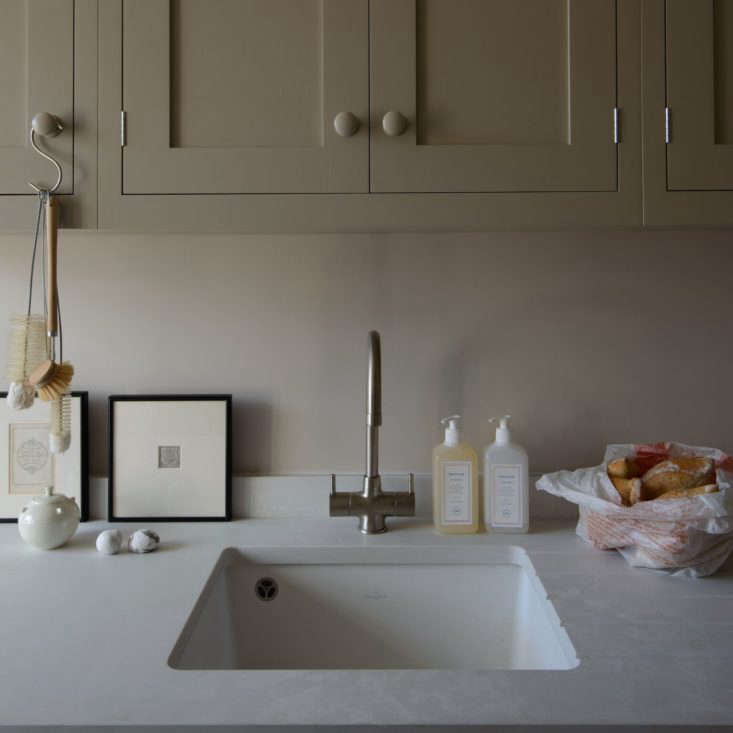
484 415 529 533
432 415 479 534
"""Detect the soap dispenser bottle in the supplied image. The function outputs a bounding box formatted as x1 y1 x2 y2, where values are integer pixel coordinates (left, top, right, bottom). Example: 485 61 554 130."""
484 415 529 533
432 415 479 534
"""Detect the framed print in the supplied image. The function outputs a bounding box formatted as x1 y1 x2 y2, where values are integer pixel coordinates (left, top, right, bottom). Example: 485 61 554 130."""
0 391 89 522
108 395 232 521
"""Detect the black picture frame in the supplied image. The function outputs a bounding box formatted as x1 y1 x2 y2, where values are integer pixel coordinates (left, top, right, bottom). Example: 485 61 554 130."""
108 394 232 522
0 391 89 523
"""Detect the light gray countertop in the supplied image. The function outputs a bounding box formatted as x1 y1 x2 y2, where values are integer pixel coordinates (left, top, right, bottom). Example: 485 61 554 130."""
0 517 731 730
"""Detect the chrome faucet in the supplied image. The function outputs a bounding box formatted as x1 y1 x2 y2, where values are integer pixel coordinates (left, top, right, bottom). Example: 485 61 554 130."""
329 330 415 533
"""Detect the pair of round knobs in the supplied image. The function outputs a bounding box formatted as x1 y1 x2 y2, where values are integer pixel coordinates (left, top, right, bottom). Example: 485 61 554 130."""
333 111 409 138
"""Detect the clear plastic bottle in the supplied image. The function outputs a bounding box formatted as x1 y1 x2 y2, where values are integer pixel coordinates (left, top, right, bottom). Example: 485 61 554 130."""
483 415 529 533
432 415 479 534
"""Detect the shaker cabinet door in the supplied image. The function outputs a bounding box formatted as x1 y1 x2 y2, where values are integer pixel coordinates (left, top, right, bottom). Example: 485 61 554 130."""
0 0 74 194
122 0 368 194
666 0 733 190
370 0 619 193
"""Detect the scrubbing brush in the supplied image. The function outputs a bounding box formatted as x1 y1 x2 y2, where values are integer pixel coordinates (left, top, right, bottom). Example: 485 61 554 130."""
49 392 72 454
5 196 49 409
29 360 74 401
6 314 46 409
28 195 74 402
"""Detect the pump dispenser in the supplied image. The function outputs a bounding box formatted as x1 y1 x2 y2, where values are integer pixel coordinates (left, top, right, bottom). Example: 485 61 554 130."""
484 415 529 533
432 415 479 534
494 415 511 445
443 415 460 446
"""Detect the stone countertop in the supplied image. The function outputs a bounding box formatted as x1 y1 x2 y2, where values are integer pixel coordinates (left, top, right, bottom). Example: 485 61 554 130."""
0 518 732 730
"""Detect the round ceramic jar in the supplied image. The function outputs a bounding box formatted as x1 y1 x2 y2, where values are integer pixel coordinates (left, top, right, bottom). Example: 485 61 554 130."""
18 489 80 550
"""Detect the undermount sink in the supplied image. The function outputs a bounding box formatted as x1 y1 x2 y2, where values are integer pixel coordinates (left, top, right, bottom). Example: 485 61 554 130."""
169 546 578 671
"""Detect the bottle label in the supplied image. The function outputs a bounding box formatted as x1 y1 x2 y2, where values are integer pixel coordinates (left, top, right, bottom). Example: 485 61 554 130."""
491 464 522 527
442 461 472 524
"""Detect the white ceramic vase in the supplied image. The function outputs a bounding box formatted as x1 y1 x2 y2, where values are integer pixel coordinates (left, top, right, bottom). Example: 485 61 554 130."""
18 488 80 550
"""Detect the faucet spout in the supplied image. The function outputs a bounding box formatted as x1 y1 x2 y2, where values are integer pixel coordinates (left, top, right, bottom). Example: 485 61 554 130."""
329 330 415 534
366 330 381 479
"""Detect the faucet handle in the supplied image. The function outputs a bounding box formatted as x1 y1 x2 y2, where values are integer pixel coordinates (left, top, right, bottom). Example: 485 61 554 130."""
389 473 416 518
392 473 414 494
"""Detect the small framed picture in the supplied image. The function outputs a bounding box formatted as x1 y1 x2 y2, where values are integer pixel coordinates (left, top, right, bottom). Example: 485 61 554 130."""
108 395 232 521
0 391 89 522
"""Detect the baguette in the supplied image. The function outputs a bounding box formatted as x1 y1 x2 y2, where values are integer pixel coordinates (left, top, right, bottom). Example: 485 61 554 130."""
654 483 719 501
611 476 641 506
607 457 642 479
629 480 643 505
641 457 716 500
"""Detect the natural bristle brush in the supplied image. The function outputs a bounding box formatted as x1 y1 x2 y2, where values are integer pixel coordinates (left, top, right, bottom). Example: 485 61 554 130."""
6 314 46 409
28 194 74 404
29 360 74 401
49 392 72 454
6 113 74 457
5 180 51 410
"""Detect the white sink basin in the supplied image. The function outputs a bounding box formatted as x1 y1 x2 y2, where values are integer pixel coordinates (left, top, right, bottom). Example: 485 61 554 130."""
169 545 578 671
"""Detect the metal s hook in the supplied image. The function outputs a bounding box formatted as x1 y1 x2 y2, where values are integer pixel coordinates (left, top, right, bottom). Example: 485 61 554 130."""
27 113 63 194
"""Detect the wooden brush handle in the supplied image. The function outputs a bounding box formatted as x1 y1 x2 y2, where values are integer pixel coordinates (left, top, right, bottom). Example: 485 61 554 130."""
46 196 58 337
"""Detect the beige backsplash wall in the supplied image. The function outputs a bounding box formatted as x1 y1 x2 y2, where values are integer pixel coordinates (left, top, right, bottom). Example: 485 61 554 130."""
0 229 731 477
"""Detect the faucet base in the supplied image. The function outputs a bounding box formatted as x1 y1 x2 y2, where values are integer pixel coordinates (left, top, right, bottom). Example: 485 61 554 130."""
329 474 416 535
358 515 387 534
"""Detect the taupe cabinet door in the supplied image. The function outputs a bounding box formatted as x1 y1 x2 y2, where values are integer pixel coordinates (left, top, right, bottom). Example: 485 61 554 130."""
122 0 368 194
0 0 74 194
666 0 733 190
370 0 618 193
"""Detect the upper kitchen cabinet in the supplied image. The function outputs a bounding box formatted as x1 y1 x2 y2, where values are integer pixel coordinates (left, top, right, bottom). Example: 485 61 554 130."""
666 0 733 190
370 0 619 194
0 1 72 195
100 0 641 231
120 0 368 194
0 0 97 229
643 0 733 225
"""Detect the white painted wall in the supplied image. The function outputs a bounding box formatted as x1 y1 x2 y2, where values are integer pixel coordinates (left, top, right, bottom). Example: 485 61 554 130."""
1 229 731 485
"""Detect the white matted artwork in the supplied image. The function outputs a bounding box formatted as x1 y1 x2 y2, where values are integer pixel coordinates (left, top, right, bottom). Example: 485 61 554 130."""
0 392 88 521
109 396 232 521
10 423 54 493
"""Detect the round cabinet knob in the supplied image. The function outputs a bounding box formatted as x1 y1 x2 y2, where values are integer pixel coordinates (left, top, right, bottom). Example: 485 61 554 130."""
31 112 63 138
382 110 408 137
333 111 360 137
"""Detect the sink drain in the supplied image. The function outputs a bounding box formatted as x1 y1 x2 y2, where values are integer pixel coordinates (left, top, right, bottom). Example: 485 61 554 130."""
254 577 279 602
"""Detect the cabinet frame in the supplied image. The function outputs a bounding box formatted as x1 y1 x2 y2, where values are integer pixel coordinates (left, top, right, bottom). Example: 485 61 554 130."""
0 0 97 231
0 1 74 196
642 0 733 226
370 0 619 194
99 0 642 232
121 0 369 194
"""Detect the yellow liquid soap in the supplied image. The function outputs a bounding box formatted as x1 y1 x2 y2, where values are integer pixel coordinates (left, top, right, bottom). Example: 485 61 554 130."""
432 416 479 534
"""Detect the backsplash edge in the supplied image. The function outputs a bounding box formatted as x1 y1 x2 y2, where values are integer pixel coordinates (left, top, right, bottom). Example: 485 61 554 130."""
88 473 576 522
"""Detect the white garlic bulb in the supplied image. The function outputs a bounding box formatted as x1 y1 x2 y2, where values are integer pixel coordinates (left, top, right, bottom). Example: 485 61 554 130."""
96 529 123 555
128 529 160 554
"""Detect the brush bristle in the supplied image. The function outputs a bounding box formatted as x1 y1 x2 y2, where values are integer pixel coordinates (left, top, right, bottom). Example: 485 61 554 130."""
49 393 72 454
37 362 74 402
5 315 46 383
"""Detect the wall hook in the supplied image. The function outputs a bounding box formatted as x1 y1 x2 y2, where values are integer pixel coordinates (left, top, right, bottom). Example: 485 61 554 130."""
27 113 64 194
